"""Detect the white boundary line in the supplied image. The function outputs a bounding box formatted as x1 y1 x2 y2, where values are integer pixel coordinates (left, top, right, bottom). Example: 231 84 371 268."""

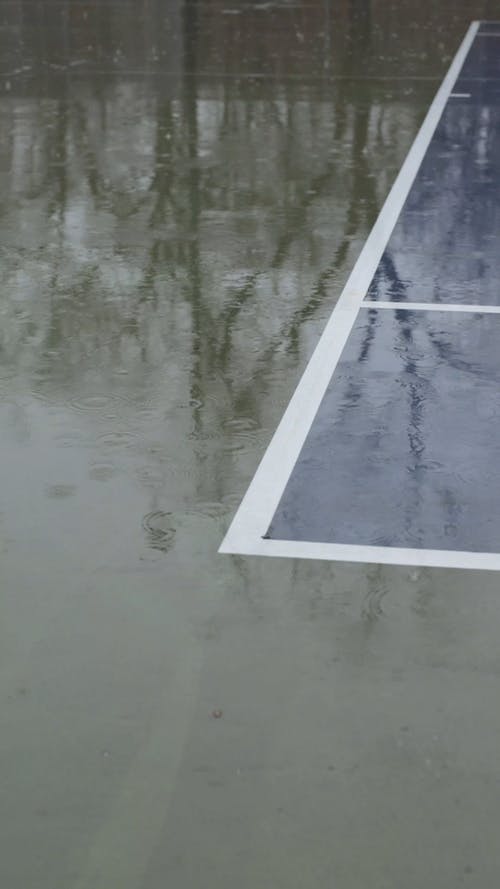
220 22 486 571
221 539 500 573
362 300 500 313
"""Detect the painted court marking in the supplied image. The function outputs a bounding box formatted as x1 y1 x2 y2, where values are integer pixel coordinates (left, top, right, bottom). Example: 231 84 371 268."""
220 21 500 571
362 301 500 314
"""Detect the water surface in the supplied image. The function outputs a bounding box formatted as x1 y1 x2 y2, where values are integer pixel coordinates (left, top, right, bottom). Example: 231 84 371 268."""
1 2 500 887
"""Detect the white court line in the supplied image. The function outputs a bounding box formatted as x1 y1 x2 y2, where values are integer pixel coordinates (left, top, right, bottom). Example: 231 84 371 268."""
362 300 500 313
220 21 483 571
222 539 500 573
450 92 471 98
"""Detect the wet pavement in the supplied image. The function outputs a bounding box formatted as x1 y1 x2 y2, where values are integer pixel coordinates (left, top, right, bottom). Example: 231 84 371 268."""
367 99 500 306
268 309 500 551
1 2 500 887
265 25 500 562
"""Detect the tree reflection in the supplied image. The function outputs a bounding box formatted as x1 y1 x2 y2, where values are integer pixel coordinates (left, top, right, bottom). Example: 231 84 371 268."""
0 0 426 515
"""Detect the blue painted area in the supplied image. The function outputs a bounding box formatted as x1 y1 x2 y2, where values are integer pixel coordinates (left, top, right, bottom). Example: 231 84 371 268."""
267 27 500 553
267 309 500 551
366 29 500 306
454 78 500 103
459 34 500 80
478 21 500 32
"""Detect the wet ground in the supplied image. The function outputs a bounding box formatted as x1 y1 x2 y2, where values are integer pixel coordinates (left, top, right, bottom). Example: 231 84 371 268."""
1 2 500 887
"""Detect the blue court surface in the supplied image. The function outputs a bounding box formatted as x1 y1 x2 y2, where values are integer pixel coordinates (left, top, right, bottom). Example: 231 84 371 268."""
221 21 500 571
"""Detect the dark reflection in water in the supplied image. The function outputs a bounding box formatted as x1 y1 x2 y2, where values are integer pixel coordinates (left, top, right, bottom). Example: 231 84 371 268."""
0 0 482 82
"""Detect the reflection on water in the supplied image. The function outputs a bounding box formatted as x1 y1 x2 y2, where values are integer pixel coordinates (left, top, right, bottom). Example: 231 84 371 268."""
362 564 388 621
1 3 500 889
368 102 500 304
0 12 426 564
269 307 500 550
142 509 176 553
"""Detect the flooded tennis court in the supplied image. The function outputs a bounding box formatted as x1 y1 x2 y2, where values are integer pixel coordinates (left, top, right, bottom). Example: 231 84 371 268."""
1 2 500 887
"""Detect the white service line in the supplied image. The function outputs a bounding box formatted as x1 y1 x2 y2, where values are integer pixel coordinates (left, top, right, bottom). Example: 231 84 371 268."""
223 538 500 573
362 300 500 313
220 21 482 570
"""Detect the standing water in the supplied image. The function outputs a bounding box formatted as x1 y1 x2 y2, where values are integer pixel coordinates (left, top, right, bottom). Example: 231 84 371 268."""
1 2 499 887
